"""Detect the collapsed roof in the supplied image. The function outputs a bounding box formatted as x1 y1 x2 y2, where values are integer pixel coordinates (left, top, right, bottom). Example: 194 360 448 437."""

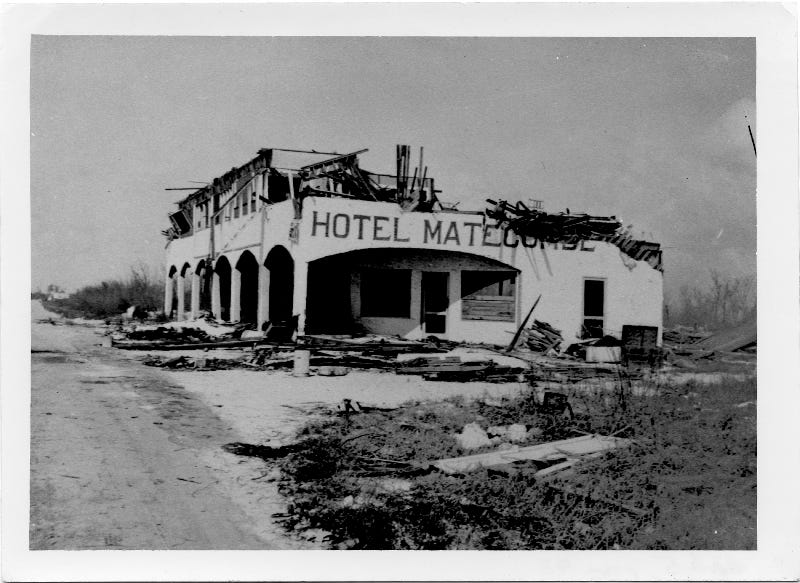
165 147 664 272
485 199 663 272
180 147 435 211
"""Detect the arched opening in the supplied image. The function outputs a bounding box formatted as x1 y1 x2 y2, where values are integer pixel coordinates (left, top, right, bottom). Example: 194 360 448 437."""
167 265 178 317
196 260 211 312
215 256 232 321
264 246 294 325
236 251 259 324
180 263 192 317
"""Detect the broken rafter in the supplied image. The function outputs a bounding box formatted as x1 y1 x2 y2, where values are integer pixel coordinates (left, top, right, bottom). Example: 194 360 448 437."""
270 147 341 156
300 149 369 173
487 199 663 272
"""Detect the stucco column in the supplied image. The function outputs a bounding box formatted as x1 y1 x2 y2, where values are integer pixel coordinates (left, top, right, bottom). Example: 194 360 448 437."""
190 272 200 319
230 268 241 322
211 271 221 319
257 264 270 330
409 270 423 338
163 274 174 319
292 260 309 335
447 269 461 331
176 274 186 322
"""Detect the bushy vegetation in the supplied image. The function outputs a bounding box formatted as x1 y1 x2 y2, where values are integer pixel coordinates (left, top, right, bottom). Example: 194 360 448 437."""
665 270 755 330
271 372 756 550
41 263 164 319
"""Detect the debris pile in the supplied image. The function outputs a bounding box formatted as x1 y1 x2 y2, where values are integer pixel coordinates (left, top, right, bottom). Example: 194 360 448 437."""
125 326 213 343
111 318 244 350
485 199 663 272
166 145 439 240
396 355 527 382
661 318 756 368
692 317 756 353
519 320 563 353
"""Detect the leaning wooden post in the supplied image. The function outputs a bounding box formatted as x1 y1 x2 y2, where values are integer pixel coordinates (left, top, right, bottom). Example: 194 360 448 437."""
506 294 542 352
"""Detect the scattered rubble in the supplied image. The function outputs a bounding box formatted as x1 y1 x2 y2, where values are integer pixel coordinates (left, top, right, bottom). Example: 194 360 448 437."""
266 368 754 550
520 320 563 353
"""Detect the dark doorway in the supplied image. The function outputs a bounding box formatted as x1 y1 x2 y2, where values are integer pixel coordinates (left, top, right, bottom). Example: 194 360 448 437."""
265 246 294 324
180 264 192 313
196 260 211 312
582 278 605 338
215 256 232 321
421 272 449 334
306 259 354 334
236 251 259 324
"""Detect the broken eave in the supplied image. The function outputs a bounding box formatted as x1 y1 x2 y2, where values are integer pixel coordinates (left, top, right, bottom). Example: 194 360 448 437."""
486 199 663 272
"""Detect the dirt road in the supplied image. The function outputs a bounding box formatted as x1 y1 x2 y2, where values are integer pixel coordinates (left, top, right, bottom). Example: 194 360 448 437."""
30 315 298 550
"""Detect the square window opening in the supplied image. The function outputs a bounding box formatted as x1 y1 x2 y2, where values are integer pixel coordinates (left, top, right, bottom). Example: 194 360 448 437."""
360 269 411 318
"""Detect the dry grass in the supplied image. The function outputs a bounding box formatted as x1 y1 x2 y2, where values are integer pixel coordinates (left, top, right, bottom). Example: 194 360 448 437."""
269 368 755 550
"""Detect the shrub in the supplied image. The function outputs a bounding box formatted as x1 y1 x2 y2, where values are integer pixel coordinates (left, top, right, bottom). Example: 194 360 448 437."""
43 262 164 319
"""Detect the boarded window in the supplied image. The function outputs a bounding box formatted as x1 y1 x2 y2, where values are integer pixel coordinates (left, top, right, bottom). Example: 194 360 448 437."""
461 271 516 322
582 278 605 338
360 269 411 318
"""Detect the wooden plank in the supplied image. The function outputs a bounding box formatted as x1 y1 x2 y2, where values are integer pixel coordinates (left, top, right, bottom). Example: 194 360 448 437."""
112 338 287 351
507 294 542 351
462 298 515 322
397 363 490 375
431 434 631 475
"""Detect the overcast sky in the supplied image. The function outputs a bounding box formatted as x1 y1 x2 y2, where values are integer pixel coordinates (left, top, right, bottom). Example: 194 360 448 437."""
31 36 755 300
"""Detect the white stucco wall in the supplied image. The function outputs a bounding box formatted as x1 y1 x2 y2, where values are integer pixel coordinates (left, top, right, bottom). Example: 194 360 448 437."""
165 196 663 346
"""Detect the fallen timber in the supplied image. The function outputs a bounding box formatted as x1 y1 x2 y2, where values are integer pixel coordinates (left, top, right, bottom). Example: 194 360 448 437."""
111 337 291 351
112 333 446 354
431 434 631 475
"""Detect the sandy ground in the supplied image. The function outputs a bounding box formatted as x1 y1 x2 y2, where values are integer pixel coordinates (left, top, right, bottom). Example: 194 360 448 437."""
170 368 528 445
30 301 528 549
30 304 311 549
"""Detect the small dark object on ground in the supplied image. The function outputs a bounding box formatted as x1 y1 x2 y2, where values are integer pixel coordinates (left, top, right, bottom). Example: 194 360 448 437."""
541 391 574 419
222 441 303 459
264 317 298 342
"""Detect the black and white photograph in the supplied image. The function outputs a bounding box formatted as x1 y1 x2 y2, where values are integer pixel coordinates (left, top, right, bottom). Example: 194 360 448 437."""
1 3 798 581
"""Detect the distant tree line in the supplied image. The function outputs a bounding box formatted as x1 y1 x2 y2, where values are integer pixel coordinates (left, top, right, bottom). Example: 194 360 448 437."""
665 270 756 330
40 262 164 319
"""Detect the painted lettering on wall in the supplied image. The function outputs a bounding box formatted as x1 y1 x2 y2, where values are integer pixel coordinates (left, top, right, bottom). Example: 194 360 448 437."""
310 211 595 251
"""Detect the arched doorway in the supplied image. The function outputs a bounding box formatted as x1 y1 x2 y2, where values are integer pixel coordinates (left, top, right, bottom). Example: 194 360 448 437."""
215 256 232 321
196 260 211 312
264 246 294 325
179 263 192 318
236 251 259 324
167 265 178 317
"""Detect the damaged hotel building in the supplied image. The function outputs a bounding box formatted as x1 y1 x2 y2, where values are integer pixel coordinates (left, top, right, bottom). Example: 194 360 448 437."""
163 147 664 346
